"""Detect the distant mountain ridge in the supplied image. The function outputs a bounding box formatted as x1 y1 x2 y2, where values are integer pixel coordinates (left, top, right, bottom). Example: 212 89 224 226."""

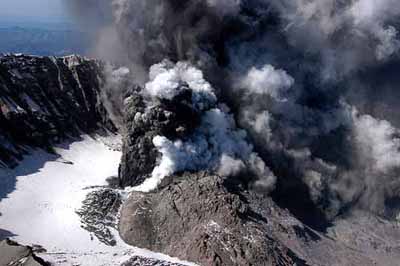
0 25 89 56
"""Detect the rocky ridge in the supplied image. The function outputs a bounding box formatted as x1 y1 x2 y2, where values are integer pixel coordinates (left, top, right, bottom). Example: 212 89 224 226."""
0 54 116 167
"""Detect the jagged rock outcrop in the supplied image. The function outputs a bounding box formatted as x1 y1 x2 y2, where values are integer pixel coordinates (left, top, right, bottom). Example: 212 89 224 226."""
0 54 116 167
119 89 200 187
0 239 49 266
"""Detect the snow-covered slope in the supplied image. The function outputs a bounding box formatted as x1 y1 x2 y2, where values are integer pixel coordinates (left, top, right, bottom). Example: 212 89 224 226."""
0 135 196 266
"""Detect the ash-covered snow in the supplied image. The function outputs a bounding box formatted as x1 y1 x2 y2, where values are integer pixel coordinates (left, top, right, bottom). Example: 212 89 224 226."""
0 135 197 266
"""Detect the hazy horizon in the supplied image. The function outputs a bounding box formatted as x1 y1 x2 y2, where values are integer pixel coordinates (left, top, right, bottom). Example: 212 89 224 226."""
0 0 70 23
0 0 88 56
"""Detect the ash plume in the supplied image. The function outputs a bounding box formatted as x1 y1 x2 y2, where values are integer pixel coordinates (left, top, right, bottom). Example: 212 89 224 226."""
269 0 400 79
66 0 400 226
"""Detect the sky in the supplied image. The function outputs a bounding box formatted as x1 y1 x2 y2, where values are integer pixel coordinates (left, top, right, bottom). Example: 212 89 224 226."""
0 0 68 22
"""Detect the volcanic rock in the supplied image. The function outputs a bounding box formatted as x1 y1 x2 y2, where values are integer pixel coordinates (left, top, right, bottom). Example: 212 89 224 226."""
118 88 200 187
121 256 187 266
119 172 308 266
0 239 49 266
119 170 397 265
76 188 122 246
0 54 116 167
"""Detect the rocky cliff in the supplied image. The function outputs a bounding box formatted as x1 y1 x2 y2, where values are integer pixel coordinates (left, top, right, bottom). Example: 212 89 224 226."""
0 54 116 167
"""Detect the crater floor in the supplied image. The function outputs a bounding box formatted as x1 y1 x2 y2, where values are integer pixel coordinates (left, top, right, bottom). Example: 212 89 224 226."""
0 135 196 266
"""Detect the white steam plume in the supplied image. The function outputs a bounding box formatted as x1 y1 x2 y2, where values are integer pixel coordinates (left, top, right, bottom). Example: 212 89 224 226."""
353 110 400 173
145 60 217 110
132 62 275 192
67 0 400 221
239 64 294 101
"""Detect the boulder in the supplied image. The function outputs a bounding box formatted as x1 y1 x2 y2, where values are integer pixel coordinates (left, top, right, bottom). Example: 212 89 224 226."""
0 239 48 266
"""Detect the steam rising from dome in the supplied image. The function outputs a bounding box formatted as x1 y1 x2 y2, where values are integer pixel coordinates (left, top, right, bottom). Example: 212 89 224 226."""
66 0 400 222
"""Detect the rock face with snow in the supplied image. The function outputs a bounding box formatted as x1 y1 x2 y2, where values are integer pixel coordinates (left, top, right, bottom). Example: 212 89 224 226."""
0 54 116 167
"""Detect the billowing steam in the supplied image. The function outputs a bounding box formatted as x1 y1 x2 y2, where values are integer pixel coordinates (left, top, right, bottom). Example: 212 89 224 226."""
66 0 400 224
144 60 216 109
133 61 275 193
239 65 294 101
